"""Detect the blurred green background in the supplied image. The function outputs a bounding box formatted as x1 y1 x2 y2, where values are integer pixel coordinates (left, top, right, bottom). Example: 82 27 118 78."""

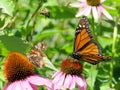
0 0 120 90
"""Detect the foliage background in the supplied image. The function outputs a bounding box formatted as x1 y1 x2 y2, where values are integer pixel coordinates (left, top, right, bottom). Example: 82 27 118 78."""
0 0 120 90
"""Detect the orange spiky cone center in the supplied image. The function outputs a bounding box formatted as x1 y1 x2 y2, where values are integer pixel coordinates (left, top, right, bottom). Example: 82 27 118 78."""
61 59 83 76
3 52 34 82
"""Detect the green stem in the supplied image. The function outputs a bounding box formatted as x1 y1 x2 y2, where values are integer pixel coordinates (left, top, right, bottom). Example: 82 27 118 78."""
91 15 97 41
26 1 43 42
26 2 42 27
110 17 118 88
112 21 118 55
90 15 98 90
90 65 97 90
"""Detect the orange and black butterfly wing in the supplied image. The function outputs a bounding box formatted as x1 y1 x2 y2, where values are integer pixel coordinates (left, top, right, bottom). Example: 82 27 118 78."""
73 16 93 53
71 16 109 64
81 54 110 64
71 16 101 59
77 40 104 64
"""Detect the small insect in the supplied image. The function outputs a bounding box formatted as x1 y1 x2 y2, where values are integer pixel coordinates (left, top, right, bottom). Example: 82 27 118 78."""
27 42 47 68
40 9 50 18
71 16 111 65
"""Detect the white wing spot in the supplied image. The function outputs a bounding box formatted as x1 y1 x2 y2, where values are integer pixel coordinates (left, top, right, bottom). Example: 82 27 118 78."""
79 24 81 28
83 25 85 28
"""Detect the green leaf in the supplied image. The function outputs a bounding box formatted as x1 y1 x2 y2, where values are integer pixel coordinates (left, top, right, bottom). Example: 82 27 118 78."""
100 83 112 90
0 18 5 28
62 43 73 53
0 71 5 81
0 0 14 30
114 82 120 90
0 35 30 56
35 29 64 42
98 36 113 48
46 6 77 19
86 66 98 89
44 57 58 71
0 0 14 16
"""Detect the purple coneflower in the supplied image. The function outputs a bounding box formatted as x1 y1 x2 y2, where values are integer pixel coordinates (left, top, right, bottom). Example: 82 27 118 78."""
52 59 87 90
3 52 52 90
70 0 113 20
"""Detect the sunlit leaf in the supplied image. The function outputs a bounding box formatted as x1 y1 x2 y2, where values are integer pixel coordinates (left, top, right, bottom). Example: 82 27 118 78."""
0 35 29 56
0 0 14 16
98 36 113 48
46 6 77 19
86 66 98 89
44 57 58 71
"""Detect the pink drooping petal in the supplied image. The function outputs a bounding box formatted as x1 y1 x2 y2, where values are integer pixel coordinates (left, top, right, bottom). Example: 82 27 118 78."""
52 72 65 89
73 76 85 87
3 80 37 90
97 5 102 18
84 6 91 16
19 80 37 90
99 5 113 20
63 75 75 89
27 75 52 88
52 71 64 84
81 76 87 89
70 3 84 8
12 81 22 90
52 71 62 78
97 5 102 23
92 6 98 19
3 82 15 90
75 75 87 90
78 84 87 90
29 83 38 90
76 6 90 17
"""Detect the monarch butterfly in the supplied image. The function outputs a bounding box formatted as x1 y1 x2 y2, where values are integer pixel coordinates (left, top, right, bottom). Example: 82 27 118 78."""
71 16 110 65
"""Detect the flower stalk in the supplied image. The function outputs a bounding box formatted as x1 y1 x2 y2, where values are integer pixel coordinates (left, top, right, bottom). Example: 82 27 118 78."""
110 17 118 88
